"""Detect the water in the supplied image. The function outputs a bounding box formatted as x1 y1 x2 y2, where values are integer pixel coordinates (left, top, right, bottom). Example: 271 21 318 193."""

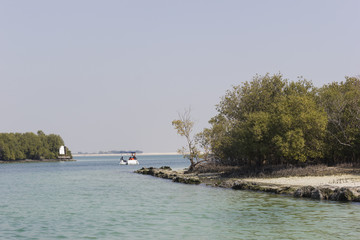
1 155 360 239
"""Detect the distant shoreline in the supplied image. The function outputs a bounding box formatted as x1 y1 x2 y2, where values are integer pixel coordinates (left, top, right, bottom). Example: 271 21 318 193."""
0 159 75 164
73 152 179 157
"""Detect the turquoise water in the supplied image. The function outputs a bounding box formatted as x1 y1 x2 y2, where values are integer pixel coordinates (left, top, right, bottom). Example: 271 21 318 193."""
1 155 360 239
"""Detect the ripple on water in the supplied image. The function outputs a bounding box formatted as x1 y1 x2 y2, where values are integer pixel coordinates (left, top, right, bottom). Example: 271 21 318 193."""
1 157 360 239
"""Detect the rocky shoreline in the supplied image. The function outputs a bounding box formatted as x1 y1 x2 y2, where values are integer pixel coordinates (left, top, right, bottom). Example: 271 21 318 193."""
135 167 360 202
135 167 201 184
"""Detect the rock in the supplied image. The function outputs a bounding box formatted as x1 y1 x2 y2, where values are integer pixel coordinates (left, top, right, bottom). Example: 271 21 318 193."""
319 188 334 200
310 188 322 200
218 179 237 188
160 166 172 170
231 180 250 190
172 176 201 184
135 167 157 176
230 180 289 194
330 188 356 201
135 167 201 184
278 186 296 195
294 186 315 198
293 186 359 201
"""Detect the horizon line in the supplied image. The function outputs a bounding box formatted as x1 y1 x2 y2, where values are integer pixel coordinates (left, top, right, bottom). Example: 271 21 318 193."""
73 152 179 157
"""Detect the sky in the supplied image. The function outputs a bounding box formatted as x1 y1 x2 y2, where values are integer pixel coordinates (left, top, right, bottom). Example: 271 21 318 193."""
1 0 359 153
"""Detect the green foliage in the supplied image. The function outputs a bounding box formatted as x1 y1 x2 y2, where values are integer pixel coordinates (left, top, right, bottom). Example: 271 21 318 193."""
206 73 328 166
0 131 70 161
273 86 327 163
175 73 360 167
318 76 360 163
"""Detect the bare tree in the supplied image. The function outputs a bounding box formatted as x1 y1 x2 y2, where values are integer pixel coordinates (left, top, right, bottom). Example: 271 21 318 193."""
172 108 207 172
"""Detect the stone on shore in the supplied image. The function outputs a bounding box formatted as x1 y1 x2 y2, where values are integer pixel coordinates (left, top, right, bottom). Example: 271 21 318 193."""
135 167 360 202
135 167 201 185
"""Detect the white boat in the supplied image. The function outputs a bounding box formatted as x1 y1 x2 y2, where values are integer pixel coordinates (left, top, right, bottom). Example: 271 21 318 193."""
119 159 139 165
119 152 139 165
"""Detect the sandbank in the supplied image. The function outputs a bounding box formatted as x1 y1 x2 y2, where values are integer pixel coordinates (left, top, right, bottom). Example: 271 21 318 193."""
244 174 360 188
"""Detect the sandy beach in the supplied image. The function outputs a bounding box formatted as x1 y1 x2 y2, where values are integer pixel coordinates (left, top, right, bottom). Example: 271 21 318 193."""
244 174 360 188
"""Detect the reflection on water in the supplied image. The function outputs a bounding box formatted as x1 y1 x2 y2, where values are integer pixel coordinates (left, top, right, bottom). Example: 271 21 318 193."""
1 155 359 239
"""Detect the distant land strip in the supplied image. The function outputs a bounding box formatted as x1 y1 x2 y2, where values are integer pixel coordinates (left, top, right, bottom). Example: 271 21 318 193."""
73 152 179 157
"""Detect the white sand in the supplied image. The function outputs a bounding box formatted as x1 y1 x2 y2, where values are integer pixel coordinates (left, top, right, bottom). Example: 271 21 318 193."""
245 174 360 188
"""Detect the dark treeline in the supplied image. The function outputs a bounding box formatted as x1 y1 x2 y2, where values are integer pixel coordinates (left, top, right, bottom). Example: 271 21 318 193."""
202 74 360 167
0 130 72 161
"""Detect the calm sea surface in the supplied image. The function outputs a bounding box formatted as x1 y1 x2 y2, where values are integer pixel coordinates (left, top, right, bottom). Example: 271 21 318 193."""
1 155 360 239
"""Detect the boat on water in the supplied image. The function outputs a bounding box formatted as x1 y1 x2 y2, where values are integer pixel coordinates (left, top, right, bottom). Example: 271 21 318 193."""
119 152 139 165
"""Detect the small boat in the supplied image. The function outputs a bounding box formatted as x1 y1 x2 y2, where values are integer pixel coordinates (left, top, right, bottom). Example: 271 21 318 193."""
119 152 139 165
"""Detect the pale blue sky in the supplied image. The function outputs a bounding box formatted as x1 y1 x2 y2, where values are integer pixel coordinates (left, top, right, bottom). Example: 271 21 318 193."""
1 0 359 153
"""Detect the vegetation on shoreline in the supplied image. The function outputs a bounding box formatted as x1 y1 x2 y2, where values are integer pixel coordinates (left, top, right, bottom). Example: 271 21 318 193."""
173 73 360 172
172 109 210 171
195 162 360 178
0 130 72 161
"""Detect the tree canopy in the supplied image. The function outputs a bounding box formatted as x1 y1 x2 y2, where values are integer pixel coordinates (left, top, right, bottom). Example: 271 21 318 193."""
191 74 360 168
0 131 72 161
319 77 360 163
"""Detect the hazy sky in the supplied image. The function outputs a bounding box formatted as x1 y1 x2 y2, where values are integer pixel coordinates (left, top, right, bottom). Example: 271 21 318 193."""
1 1 359 153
